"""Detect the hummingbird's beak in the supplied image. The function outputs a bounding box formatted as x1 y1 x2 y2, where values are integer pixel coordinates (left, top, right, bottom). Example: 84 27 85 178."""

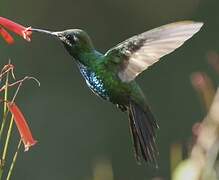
31 28 69 45
31 28 62 38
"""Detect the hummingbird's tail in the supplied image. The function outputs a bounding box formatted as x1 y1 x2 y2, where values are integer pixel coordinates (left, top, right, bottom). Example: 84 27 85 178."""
128 100 159 166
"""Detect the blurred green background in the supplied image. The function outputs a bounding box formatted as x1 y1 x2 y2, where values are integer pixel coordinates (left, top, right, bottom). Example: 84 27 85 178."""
0 0 219 179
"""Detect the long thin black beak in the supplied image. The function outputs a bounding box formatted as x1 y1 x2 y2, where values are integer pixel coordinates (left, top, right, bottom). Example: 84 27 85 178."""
31 28 61 38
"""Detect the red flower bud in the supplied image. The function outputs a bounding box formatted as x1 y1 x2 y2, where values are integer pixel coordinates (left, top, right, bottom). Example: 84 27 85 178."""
7 102 37 151
0 27 14 44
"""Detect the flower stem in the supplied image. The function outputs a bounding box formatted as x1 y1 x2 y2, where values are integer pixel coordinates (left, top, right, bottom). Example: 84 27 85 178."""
0 67 9 180
6 139 22 180
0 70 9 140
2 115 14 162
0 115 14 180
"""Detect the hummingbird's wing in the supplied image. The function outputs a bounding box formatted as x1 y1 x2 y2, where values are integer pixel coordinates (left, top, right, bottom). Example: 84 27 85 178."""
104 21 203 82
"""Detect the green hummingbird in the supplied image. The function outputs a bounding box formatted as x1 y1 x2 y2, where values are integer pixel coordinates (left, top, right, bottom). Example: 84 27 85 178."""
31 21 203 166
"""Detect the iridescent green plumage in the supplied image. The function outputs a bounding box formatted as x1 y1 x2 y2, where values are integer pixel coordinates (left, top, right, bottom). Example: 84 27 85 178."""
31 21 203 166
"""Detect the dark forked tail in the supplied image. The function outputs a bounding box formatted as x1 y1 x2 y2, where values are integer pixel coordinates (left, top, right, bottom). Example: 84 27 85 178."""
128 100 159 166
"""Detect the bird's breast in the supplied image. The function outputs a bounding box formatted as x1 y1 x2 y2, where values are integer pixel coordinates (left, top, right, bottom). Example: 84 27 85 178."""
77 63 109 100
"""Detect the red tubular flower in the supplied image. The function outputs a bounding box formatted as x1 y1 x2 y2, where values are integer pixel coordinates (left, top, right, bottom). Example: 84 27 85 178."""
0 27 14 44
0 17 32 43
7 102 37 151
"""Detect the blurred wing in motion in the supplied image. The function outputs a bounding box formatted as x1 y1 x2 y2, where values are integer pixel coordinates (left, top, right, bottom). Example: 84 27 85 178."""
105 21 203 82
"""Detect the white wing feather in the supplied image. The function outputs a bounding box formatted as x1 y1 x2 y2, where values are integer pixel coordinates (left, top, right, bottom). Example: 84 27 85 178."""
115 21 203 82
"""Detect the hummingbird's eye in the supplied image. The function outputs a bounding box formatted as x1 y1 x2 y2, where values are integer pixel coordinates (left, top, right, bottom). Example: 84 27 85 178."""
66 34 73 41
65 34 77 44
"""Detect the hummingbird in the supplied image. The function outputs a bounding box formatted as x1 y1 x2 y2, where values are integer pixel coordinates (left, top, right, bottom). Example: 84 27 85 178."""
31 21 203 166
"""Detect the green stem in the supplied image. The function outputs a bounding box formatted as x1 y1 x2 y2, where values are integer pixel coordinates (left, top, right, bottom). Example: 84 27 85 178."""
0 71 9 180
0 72 9 140
6 140 22 180
0 115 13 180
2 115 14 161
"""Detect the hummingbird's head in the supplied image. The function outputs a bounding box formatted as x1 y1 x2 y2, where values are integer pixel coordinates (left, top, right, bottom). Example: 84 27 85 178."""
54 29 94 56
31 28 94 58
